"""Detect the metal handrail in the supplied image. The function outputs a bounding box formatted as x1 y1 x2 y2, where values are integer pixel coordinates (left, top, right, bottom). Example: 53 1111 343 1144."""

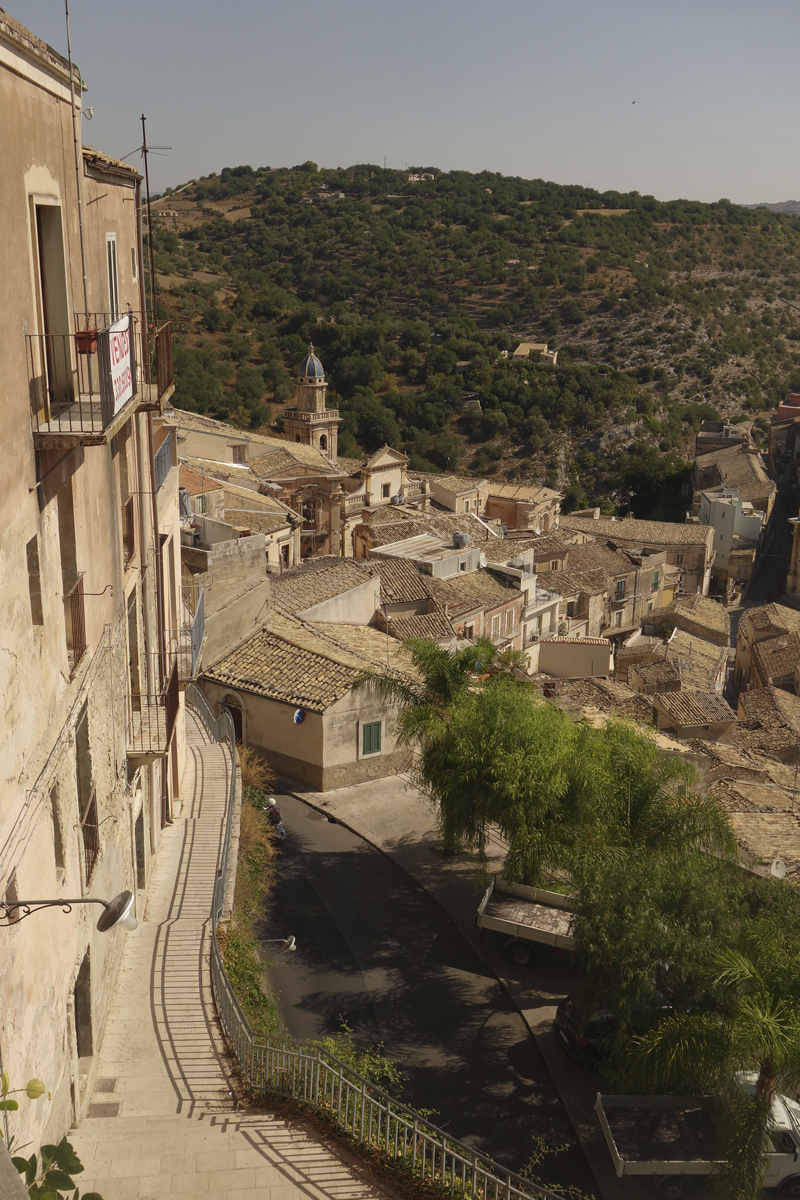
185 683 566 1200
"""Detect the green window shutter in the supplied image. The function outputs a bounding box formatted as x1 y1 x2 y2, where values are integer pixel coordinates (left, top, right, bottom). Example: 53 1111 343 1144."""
363 721 381 754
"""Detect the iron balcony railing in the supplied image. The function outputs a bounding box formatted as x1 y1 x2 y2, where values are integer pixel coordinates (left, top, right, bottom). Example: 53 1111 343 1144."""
64 575 87 676
154 428 176 492
184 684 566 1200
28 314 138 439
77 311 173 411
79 786 99 884
127 649 179 757
168 586 205 683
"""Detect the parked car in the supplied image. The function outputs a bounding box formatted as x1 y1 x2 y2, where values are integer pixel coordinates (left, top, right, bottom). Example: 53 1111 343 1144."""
553 994 617 1062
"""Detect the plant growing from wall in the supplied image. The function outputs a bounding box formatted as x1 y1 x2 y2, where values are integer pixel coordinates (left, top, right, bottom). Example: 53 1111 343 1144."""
1 1072 103 1199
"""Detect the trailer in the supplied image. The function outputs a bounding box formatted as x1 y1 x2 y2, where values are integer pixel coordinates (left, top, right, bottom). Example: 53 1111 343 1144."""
596 1089 800 1199
475 876 578 966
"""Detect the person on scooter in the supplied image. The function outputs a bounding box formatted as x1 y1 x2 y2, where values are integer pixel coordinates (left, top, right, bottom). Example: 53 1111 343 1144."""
266 797 283 826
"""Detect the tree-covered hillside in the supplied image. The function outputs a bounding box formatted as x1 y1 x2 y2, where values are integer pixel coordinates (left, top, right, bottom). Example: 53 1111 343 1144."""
149 162 800 516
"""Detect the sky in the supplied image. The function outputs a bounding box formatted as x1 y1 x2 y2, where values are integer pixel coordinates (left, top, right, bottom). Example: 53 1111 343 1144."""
12 0 800 204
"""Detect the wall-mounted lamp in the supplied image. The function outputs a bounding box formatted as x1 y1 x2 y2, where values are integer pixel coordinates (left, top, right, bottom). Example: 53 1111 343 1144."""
0 890 138 932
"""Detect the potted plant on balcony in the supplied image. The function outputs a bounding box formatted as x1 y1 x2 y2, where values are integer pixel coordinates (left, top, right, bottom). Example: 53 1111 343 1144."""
74 328 99 354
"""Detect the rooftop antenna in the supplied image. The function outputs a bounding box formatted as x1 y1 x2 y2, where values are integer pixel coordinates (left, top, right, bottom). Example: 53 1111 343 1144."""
64 1 92 387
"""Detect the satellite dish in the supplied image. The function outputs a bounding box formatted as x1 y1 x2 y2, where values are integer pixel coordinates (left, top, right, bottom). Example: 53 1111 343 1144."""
770 859 787 880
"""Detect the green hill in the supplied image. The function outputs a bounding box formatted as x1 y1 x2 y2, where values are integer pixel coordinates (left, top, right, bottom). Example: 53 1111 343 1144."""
148 162 800 517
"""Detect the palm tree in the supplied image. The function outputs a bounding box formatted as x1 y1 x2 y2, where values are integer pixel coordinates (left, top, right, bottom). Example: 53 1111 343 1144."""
624 930 800 1200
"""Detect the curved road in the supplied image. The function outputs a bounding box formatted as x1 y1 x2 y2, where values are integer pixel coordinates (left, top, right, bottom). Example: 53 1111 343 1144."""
260 794 598 1199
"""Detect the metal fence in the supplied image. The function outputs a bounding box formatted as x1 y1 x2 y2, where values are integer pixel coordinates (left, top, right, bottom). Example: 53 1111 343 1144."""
184 684 566 1200
154 428 175 492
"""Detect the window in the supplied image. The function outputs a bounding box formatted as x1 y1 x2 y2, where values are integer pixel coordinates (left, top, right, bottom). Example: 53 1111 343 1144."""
232 443 247 464
505 608 514 634
382 483 390 498
613 611 622 627
26 535 43 626
51 784 66 881
319 434 328 452
465 625 475 639
491 614 501 641
106 234 119 321
653 570 660 590
676 553 684 565
459 560 467 572
75 707 98 884
362 721 382 756
130 246 138 282
615 580 626 600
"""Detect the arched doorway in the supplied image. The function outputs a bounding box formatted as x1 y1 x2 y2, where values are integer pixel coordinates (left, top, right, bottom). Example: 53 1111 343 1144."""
319 434 328 452
221 693 244 744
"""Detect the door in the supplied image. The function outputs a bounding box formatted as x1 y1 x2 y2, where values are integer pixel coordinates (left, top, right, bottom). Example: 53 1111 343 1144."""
34 204 73 415
763 1135 799 1189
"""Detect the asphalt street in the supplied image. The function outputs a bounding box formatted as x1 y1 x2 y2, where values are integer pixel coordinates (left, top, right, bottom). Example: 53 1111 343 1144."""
260 793 599 1200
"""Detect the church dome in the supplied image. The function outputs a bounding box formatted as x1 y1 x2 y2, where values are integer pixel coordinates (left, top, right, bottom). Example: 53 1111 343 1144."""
299 342 324 381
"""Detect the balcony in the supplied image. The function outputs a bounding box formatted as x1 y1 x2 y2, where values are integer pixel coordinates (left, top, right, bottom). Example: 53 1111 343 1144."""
27 313 174 447
127 649 180 759
282 406 340 423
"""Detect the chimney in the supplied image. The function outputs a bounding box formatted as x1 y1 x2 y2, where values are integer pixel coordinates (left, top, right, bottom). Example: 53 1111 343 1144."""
422 481 430 512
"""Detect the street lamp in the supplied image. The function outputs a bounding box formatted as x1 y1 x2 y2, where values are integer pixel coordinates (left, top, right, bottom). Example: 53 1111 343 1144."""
0 890 138 932
264 936 296 952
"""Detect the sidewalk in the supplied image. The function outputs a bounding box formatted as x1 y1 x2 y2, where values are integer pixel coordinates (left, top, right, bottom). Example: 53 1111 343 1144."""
69 711 396 1200
293 776 643 1200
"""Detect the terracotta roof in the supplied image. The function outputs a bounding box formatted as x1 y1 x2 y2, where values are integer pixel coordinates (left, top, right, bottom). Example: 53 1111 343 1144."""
665 629 727 691
225 508 290 536
361 508 494 548
337 456 367 476
654 691 737 726
390 611 455 641
179 466 224 496
536 567 607 598
617 635 665 664
426 570 519 618
738 686 800 735
650 593 731 646
541 636 611 647
753 632 800 683
561 515 713 548
372 558 431 604
204 615 414 712
694 445 775 503
483 482 562 504
739 603 800 641
481 533 573 564
558 677 654 723
632 660 682 688
409 473 482 494
271 558 376 615
563 542 635 577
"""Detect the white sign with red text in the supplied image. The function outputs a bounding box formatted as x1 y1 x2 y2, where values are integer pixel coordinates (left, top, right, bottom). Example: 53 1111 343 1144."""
109 315 133 415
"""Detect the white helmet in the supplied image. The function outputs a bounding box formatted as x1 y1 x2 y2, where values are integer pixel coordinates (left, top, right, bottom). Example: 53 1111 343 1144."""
267 797 277 808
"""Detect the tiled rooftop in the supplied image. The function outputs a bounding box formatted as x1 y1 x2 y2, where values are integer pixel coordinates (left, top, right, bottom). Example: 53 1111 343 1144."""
738 685 800 734
372 558 431 604
653 690 737 726
483 482 562 503
389 611 455 641
694 444 775 502
739 602 800 640
561 515 714 547
558 677 654 723
179 466 224 496
271 558 376 615
225 508 290 536
203 615 414 712
651 593 731 645
753 631 800 682
426 570 519 617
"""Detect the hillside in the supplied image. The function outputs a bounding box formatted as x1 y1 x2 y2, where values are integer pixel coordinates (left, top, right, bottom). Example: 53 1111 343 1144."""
148 163 800 518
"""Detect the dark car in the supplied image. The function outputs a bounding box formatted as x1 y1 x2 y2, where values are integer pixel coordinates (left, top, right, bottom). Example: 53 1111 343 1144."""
553 994 616 1062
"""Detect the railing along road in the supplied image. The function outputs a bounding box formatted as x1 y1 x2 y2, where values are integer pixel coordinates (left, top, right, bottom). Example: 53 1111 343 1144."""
185 684 566 1200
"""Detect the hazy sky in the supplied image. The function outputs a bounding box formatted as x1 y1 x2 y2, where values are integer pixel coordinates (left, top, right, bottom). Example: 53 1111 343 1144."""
13 1 800 203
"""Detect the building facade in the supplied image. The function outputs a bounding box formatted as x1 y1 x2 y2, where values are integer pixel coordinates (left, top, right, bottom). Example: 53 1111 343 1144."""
0 11 181 1150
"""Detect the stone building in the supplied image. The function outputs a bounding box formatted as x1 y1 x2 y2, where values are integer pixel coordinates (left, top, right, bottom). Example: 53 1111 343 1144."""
0 10 182 1151
560 515 715 596
280 343 340 463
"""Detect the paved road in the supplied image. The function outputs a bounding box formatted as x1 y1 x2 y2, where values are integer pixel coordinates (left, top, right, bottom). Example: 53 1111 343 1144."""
746 486 793 605
260 794 599 1200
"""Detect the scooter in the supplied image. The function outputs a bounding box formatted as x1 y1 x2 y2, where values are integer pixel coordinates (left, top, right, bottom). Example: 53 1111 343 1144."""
273 820 287 842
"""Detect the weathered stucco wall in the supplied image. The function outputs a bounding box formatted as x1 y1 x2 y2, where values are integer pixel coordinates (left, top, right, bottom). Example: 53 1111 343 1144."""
297 576 380 624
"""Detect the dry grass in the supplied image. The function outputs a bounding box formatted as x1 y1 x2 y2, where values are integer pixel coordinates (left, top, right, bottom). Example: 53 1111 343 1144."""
238 743 275 793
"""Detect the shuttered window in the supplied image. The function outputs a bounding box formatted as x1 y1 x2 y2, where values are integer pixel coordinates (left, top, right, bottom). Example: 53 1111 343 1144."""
362 721 382 755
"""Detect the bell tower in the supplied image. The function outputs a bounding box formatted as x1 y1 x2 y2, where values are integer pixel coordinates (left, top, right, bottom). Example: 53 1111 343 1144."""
281 342 340 464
